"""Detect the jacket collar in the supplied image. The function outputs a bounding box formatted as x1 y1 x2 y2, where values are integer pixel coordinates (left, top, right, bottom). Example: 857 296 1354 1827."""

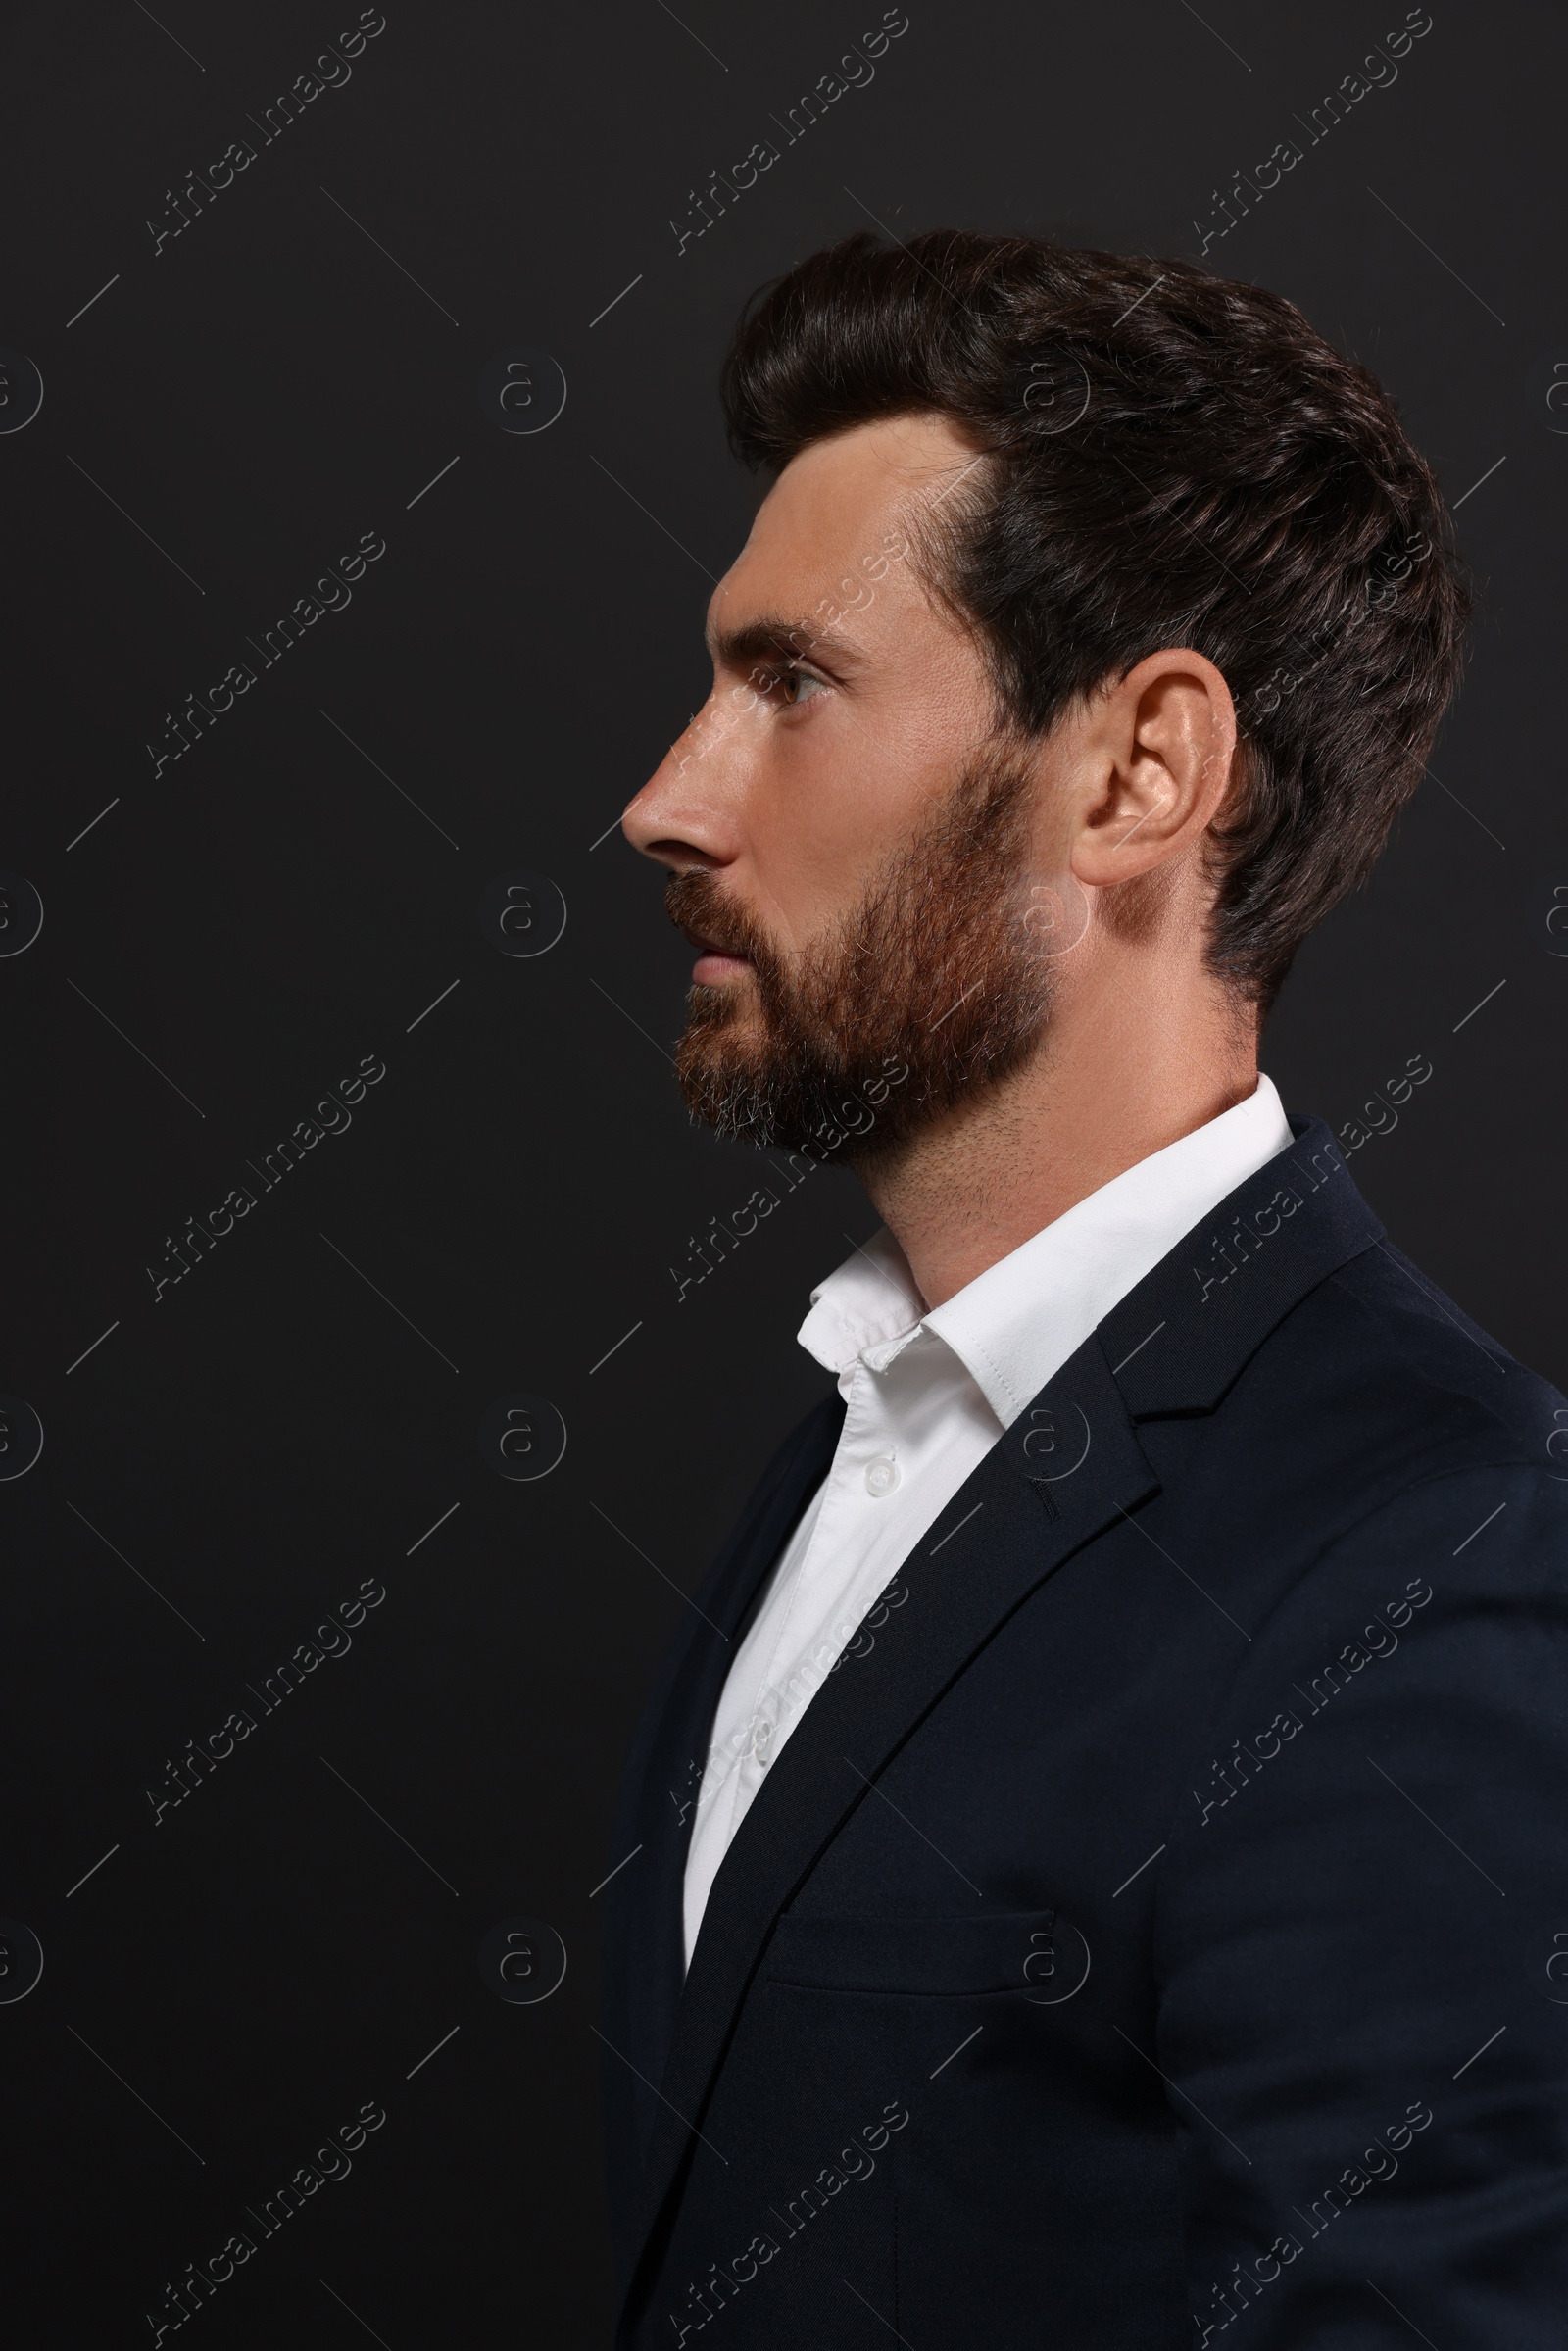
1100 1114 1377 1413
615 1116 1383 2338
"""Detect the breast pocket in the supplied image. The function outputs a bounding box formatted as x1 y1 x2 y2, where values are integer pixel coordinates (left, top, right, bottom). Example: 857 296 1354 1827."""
763 1906 1089 2000
725 1905 1104 2346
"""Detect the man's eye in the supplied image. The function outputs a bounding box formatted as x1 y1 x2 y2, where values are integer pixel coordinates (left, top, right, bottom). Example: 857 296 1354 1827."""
780 665 826 706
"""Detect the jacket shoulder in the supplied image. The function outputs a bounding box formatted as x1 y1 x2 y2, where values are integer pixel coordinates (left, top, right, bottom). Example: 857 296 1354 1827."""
1305 1236 1566 1470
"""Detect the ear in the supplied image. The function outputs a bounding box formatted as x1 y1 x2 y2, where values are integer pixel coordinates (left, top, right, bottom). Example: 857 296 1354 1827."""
1068 648 1238 890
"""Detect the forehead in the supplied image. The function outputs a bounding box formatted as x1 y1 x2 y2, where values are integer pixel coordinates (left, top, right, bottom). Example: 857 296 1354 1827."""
708 413 980 644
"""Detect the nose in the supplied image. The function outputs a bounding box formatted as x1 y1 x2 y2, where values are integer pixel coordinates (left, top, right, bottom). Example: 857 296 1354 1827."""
621 697 733 872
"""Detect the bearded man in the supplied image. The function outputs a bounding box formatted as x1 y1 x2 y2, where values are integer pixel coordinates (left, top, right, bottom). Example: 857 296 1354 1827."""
600 230 1568 2348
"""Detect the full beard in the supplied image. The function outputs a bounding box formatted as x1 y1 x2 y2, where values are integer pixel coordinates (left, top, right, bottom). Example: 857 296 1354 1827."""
668 743 1057 1164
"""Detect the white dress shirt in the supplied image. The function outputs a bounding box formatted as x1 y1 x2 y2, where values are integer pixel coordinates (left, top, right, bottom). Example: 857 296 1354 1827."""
680 1073 1295 1969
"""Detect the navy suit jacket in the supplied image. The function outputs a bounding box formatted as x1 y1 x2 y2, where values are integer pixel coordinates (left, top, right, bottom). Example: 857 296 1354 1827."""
600 1118 1568 2347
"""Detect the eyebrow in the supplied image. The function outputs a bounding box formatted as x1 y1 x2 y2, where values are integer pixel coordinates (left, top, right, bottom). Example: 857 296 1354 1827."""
705 612 865 674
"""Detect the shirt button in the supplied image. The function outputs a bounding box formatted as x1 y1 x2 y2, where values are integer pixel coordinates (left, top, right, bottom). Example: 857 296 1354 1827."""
864 1455 901 1498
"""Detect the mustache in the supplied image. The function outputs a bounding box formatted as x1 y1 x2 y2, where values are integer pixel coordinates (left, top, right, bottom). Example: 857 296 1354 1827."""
663 871 776 973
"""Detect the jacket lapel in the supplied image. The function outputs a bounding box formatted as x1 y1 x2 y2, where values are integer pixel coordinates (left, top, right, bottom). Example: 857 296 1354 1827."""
617 1117 1386 2326
604 1391 846 2180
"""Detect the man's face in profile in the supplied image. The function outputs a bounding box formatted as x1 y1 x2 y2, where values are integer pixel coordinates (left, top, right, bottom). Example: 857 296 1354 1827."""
621 416 1068 1160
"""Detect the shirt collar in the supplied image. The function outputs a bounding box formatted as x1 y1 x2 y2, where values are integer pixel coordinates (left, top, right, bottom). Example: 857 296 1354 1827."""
796 1222 927 1379
797 1072 1295 1426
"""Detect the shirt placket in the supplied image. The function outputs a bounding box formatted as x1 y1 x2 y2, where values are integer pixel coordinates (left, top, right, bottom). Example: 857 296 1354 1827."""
728 1351 896 1811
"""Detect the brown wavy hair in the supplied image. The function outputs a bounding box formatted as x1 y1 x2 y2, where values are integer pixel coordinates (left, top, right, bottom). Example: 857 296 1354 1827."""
720 229 1470 1015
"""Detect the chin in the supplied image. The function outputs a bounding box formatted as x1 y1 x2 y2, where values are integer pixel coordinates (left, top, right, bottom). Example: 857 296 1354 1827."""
686 976 760 1035
675 1025 774 1127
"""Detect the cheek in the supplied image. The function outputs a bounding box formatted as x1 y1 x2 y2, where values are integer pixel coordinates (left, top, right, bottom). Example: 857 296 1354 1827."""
729 639 993 948
775 728 956 920
745 763 900 951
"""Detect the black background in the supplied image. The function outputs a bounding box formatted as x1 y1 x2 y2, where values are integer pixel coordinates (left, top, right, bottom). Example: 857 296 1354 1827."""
2 1 1563 2341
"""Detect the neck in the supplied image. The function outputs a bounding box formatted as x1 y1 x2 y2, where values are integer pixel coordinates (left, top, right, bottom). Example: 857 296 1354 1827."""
854 952 1259 1309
